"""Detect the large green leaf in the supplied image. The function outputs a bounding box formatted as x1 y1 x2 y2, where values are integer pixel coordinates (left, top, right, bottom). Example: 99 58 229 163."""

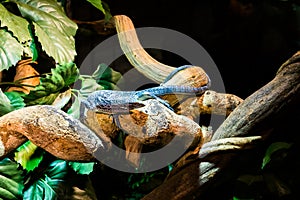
67 90 82 119
0 158 24 199
24 62 79 105
79 78 105 97
0 89 14 116
261 142 292 169
5 91 26 110
52 89 72 109
0 90 25 116
0 4 31 42
86 0 112 21
15 0 78 64
92 63 122 88
79 63 121 97
68 162 95 175
14 141 45 172
0 3 32 58
23 160 68 200
86 0 106 15
0 29 23 71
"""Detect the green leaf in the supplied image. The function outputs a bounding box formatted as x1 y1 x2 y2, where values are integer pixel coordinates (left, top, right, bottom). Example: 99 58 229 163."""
79 78 105 97
85 0 112 21
261 142 292 169
28 26 38 61
102 1 112 22
68 64 121 118
24 62 79 105
79 63 121 96
0 3 32 58
67 90 81 119
24 92 60 106
68 162 95 175
14 141 44 172
52 89 72 109
92 63 122 89
0 90 25 116
0 29 23 71
0 89 14 116
55 62 79 86
0 4 30 42
5 91 26 110
86 0 106 15
15 0 78 63
23 160 68 200
67 78 104 119
0 158 24 199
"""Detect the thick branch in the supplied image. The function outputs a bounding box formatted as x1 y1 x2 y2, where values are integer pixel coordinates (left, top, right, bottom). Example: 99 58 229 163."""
0 105 105 161
212 51 300 140
114 15 211 87
114 15 174 82
142 52 300 200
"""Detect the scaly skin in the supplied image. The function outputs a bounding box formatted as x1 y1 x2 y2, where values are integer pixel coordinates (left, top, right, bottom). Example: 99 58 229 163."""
83 65 211 114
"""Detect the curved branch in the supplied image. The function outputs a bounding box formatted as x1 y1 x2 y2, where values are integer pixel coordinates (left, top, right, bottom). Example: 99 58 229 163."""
114 15 212 88
114 15 174 82
0 105 105 161
212 51 300 140
141 51 300 200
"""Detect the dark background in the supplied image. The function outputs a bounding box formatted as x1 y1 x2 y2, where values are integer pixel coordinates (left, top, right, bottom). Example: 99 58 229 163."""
72 0 300 99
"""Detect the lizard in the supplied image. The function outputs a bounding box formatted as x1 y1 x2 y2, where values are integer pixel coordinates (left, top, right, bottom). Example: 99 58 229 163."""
82 65 211 115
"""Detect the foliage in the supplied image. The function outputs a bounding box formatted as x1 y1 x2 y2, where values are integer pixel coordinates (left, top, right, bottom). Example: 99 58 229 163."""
0 89 25 116
232 142 295 199
68 162 95 175
0 158 24 199
0 0 77 71
128 172 159 189
16 0 77 64
0 0 116 199
261 142 292 169
14 141 45 172
0 29 24 71
23 62 79 105
23 160 68 200
68 63 121 119
0 62 121 198
0 0 110 70
86 0 112 21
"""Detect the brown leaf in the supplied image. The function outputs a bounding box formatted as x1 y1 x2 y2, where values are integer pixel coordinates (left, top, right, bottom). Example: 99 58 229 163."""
7 59 40 94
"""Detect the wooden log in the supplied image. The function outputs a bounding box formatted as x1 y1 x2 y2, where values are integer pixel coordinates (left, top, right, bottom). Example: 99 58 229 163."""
212 51 300 140
141 52 300 199
0 105 105 161
86 99 204 167
177 90 243 118
114 15 211 87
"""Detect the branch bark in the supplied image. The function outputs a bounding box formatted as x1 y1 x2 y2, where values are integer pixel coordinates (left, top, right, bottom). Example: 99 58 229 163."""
0 105 105 161
141 51 300 200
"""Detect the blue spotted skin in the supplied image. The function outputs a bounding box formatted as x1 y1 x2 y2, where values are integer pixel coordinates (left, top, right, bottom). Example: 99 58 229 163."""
83 65 211 114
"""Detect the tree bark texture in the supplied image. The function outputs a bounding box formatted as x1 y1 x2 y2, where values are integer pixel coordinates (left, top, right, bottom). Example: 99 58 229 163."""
141 52 300 199
0 105 104 161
